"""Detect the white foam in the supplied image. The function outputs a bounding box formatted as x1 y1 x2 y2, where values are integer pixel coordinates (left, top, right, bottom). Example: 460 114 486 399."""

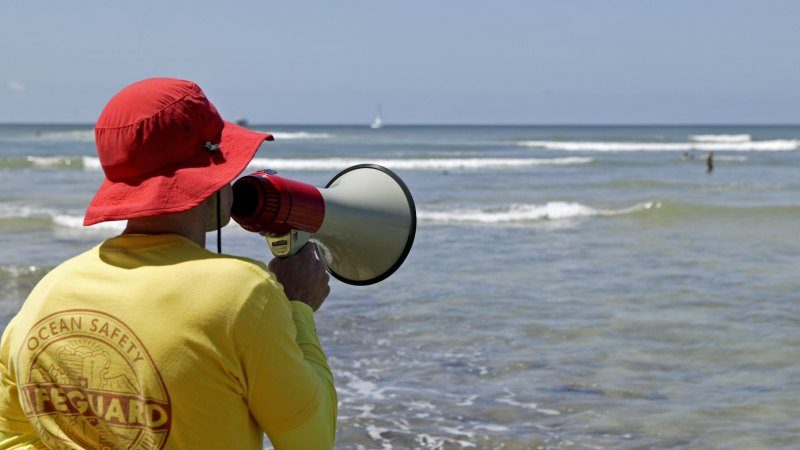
26 130 331 143
496 397 542 410
82 156 102 170
0 207 124 231
497 389 561 415
416 433 476 449
52 215 126 232
690 134 751 143
26 156 80 168
418 201 659 224
0 265 43 278
78 156 593 172
455 395 477 406
408 401 437 411
473 424 510 432
32 155 101 170
36 130 95 142
338 371 391 400
365 425 394 450
518 139 799 152
439 426 476 439
0 205 47 218
269 132 334 140
247 157 593 171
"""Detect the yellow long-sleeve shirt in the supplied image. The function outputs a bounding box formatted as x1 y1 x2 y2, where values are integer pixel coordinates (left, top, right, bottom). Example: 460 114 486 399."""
0 234 336 450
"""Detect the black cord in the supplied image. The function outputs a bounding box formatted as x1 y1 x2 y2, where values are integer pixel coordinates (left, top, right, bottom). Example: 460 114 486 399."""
216 191 222 254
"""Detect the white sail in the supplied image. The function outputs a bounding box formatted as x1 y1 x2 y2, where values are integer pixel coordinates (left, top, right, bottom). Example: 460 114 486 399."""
370 106 383 129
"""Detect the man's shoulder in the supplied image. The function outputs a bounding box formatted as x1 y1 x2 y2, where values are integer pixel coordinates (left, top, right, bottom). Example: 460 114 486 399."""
50 240 276 293
187 253 287 301
207 253 271 281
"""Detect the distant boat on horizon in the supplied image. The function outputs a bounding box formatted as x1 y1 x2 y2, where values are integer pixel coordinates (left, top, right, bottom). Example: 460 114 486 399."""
235 117 249 128
370 106 383 129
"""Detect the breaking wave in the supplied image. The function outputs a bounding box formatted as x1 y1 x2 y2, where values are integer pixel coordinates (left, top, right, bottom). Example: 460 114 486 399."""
247 157 593 171
0 130 333 143
9 202 797 231
518 140 799 152
12 156 591 172
28 156 86 168
82 156 102 170
269 132 334 140
0 205 54 219
37 130 95 142
689 134 751 143
51 215 125 232
0 156 98 170
419 201 800 226
0 206 124 231
0 130 97 143
418 201 659 224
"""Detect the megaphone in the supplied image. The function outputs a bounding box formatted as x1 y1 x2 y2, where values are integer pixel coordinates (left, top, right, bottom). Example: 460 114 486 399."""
231 164 416 285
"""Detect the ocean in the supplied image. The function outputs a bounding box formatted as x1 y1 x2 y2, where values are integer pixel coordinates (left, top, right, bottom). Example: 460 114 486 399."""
1 124 799 449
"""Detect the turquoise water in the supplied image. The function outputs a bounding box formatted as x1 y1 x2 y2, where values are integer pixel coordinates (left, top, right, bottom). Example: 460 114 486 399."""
1 124 799 449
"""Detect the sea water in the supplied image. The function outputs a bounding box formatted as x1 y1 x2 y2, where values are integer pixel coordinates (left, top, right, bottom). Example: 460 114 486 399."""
1 125 798 449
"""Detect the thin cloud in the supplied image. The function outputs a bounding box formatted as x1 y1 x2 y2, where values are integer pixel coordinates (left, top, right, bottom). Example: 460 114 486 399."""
7 80 27 92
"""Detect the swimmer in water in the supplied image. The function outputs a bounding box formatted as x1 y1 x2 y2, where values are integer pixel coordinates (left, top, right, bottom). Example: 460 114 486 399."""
706 151 714 173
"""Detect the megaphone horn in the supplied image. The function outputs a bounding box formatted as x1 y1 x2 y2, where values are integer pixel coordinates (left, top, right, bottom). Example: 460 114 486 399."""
231 164 416 285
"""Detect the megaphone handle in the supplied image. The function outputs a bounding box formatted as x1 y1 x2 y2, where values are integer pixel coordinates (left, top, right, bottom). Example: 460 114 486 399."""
262 230 312 258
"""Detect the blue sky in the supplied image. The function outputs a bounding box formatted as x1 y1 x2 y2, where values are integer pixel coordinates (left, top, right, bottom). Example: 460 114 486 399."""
1 0 798 124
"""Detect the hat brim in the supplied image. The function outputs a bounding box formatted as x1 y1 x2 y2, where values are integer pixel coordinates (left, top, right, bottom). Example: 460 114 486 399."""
84 121 273 226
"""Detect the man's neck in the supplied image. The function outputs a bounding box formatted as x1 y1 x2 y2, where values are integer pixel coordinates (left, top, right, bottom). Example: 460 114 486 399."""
124 209 206 248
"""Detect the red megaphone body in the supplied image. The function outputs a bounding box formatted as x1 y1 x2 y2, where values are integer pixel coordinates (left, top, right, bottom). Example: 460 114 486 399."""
231 170 325 235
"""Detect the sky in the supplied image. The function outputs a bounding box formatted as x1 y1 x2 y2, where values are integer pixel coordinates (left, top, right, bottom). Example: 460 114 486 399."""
1 0 799 124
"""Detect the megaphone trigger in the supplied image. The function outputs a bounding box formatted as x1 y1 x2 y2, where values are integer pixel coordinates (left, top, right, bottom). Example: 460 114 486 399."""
262 230 311 257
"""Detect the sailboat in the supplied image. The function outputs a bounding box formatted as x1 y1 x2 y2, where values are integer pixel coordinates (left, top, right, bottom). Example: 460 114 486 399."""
370 106 383 129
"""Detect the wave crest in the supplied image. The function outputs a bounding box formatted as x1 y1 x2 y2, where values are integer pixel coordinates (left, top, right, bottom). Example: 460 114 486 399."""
418 201 659 224
689 134 751 143
34 130 95 142
52 215 125 231
518 140 798 152
269 132 334 140
247 157 593 171
14 156 592 172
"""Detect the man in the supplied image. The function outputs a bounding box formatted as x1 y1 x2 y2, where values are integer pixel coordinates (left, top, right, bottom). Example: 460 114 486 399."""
706 151 714 173
0 78 337 449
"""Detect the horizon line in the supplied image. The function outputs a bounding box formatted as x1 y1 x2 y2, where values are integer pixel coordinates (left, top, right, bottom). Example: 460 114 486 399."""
1 122 800 127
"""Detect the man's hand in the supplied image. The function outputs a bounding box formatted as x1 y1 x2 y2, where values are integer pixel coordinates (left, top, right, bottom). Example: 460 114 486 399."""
268 244 330 311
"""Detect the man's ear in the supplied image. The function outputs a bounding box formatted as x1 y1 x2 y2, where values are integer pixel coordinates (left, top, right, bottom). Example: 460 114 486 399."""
203 188 232 232
203 192 219 232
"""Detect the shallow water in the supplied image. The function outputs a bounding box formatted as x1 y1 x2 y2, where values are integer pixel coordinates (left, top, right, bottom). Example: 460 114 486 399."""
1 124 799 449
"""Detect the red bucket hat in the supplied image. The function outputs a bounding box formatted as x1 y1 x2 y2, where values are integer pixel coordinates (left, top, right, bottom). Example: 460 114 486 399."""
84 78 273 226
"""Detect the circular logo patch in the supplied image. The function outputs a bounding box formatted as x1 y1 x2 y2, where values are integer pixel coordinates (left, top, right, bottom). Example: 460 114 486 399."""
18 310 171 450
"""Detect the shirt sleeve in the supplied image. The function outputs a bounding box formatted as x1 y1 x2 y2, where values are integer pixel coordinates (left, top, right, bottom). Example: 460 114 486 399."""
266 302 337 450
0 430 47 450
0 319 36 436
241 281 337 449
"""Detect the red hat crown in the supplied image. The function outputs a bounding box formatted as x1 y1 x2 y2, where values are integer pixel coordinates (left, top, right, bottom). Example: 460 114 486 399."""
95 78 224 181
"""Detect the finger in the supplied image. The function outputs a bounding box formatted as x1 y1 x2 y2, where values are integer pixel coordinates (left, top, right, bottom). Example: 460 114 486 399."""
301 242 321 260
298 243 313 255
